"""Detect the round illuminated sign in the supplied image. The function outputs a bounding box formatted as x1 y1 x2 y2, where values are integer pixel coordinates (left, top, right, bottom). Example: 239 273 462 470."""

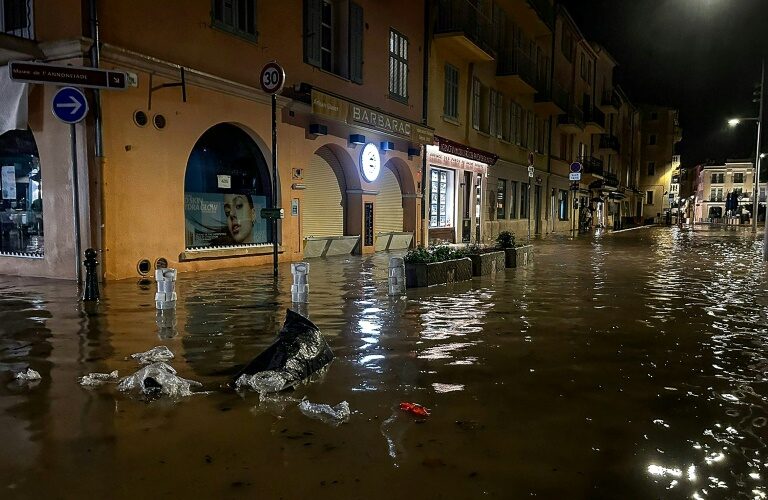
360 143 381 182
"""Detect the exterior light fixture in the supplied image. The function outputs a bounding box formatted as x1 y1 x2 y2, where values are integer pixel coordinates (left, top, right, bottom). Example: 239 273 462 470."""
309 123 327 136
728 118 741 127
380 141 395 151
349 134 366 145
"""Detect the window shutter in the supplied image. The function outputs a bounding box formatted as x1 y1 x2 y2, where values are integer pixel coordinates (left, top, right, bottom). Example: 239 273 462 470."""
349 2 364 84
304 0 322 67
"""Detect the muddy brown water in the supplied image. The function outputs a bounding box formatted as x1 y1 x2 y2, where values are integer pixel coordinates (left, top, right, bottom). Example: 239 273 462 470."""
1 226 767 499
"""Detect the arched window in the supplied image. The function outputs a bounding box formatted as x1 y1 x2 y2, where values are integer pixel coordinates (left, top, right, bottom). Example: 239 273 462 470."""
184 124 272 248
0 130 43 257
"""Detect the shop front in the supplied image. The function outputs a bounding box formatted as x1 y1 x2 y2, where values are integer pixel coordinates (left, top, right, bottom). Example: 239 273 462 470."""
425 137 494 245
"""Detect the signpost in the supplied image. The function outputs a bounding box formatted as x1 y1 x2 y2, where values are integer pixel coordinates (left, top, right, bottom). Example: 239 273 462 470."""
10 61 129 90
527 155 534 243
260 61 286 278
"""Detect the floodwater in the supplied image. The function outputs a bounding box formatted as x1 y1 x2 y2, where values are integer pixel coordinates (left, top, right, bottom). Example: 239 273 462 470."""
1 226 768 499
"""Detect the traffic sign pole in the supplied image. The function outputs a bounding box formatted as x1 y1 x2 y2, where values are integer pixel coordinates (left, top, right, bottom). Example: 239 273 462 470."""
70 123 82 288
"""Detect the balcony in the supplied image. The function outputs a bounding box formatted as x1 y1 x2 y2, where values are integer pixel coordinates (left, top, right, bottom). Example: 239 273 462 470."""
584 106 606 134
0 0 39 65
434 0 495 62
599 89 622 114
604 172 620 189
534 80 567 115
527 0 554 29
496 48 536 94
578 156 604 178
598 134 620 153
558 104 584 134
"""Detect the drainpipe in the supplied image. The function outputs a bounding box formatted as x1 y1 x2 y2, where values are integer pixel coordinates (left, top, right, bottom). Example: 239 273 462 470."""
88 0 107 281
420 0 431 248
547 20 555 233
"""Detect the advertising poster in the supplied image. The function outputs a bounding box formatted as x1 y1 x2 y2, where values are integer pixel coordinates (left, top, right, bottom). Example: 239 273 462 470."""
185 192 269 248
1 165 16 200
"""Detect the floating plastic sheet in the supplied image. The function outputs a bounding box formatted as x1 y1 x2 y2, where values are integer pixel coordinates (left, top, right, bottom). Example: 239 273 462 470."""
117 362 201 398
130 346 174 365
298 399 350 425
233 309 334 394
79 370 119 387
14 368 41 382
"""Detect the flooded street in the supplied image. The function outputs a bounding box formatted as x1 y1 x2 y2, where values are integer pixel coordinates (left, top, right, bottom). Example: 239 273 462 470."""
1 226 768 498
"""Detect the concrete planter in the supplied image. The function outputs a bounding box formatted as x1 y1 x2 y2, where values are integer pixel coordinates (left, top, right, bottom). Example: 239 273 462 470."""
504 245 534 268
405 257 473 288
468 251 506 276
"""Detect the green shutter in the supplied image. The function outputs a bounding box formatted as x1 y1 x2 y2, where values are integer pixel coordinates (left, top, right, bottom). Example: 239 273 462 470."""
304 0 322 67
349 2 364 84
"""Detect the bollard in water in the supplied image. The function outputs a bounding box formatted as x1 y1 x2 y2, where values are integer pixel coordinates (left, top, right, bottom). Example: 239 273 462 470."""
156 309 177 339
388 257 406 296
155 268 177 310
291 262 309 303
82 248 100 301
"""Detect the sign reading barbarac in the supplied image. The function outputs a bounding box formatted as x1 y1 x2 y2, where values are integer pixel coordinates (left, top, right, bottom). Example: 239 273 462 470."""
310 89 434 145
436 136 498 166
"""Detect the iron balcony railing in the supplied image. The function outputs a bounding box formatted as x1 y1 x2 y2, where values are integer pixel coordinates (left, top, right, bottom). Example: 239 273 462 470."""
526 0 554 28
601 89 622 110
559 104 584 129
578 156 604 177
599 134 621 152
585 106 606 129
604 172 620 188
435 0 495 58
497 47 536 86
2 0 34 40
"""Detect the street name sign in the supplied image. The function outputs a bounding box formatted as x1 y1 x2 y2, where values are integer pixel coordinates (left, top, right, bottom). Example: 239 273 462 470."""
569 172 582 181
10 61 128 90
52 87 88 124
261 208 285 219
528 165 535 178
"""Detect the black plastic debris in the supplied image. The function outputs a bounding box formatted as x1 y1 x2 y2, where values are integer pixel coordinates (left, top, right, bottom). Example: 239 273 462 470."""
233 309 334 394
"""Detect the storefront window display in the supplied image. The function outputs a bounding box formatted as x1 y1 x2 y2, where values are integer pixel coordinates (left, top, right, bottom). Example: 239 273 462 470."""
0 130 43 257
429 167 454 228
184 124 272 248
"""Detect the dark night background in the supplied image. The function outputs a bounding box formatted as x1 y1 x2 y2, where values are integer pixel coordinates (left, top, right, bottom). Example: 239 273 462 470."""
560 0 768 168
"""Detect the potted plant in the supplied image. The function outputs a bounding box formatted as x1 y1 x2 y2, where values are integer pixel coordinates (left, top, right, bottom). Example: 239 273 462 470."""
464 242 506 276
496 231 533 268
404 245 473 288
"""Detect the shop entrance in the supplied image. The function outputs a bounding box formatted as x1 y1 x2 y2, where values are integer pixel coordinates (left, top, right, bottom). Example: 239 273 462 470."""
475 173 482 242
461 171 471 243
534 185 542 234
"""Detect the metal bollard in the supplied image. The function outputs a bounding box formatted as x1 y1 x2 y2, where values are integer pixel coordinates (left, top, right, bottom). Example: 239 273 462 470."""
82 248 100 301
388 257 406 296
291 262 309 303
156 309 177 339
155 268 177 310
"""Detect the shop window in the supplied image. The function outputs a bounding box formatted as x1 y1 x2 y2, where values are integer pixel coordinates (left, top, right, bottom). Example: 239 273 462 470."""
184 123 272 248
304 0 363 83
443 64 459 119
389 29 408 102
0 130 43 257
509 181 518 219
429 167 454 228
496 179 506 219
212 0 257 41
734 172 744 184
647 161 655 176
645 190 654 205
558 190 568 220
520 184 530 218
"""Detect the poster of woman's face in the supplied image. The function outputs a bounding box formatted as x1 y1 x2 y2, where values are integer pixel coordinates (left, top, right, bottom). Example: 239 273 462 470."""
184 192 269 248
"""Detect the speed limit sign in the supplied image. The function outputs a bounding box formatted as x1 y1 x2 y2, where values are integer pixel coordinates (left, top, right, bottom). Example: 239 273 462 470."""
260 61 285 95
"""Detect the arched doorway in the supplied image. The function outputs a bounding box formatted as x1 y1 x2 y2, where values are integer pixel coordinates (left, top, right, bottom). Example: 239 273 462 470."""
375 166 404 234
0 130 43 256
184 123 272 248
375 157 416 251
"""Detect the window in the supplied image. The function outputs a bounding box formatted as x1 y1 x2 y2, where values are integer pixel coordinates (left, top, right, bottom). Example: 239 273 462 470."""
212 0 257 41
558 190 569 220
648 134 657 145
429 168 454 228
0 130 43 257
646 190 654 205
711 173 724 184
471 80 490 134
561 31 573 61
559 132 568 159
710 188 723 201
304 0 364 83
525 110 535 149
510 181 518 219
535 116 547 154
647 161 655 176
496 179 507 219
733 187 743 198
490 90 501 138
185 124 272 248
472 78 481 131
1 0 33 38
734 172 744 183
650 111 658 120
520 184 530 218
443 64 459 119
389 29 408 102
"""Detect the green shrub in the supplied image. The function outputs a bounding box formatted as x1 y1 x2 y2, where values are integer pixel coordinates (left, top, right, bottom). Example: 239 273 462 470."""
404 246 434 263
496 231 516 249
404 245 469 264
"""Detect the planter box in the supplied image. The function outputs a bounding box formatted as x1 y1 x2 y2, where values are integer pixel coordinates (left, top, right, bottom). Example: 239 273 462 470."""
504 245 534 268
405 257 473 288
468 251 506 276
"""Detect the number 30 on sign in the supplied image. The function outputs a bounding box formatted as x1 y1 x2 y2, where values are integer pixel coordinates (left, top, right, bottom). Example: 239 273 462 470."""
260 62 285 95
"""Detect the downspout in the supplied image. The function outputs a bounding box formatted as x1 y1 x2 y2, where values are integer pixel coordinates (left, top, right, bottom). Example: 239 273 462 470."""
420 0 431 248
88 0 107 281
547 17 555 233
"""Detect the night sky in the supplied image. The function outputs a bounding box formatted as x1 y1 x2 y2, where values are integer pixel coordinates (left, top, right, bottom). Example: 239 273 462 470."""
560 0 768 168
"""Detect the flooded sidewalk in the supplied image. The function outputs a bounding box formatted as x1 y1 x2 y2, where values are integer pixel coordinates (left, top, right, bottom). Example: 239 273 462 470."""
1 226 768 498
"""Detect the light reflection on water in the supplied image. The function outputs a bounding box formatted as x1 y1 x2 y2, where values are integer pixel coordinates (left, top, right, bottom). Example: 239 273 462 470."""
0 226 768 497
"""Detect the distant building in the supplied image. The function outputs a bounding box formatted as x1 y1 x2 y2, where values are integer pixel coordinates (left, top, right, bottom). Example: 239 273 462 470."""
694 161 766 222
638 106 683 221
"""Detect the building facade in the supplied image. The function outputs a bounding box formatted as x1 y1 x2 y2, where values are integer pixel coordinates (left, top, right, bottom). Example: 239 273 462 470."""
638 105 682 222
695 161 765 222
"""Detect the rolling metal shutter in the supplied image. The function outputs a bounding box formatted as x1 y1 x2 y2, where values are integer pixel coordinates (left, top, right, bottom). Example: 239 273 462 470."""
303 151 344 238
375 167 404 233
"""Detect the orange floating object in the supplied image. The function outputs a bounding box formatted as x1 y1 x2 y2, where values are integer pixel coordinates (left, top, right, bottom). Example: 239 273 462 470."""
400 402 431 417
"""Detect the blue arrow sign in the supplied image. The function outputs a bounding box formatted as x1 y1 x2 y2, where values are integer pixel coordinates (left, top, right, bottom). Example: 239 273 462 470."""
52 87 88 124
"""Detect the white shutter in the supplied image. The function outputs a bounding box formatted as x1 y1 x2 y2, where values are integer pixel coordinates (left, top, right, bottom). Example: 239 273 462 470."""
303 151 344 237
375 167 403 233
